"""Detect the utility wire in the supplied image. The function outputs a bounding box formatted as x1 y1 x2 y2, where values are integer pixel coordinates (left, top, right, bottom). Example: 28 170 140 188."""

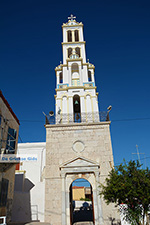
111 117 150 122
8 117 150 123
18 134 23 143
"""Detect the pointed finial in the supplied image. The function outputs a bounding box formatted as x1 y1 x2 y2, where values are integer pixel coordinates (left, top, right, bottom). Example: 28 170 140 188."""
68 14 76 21
60 61 62 65
87 59 89 63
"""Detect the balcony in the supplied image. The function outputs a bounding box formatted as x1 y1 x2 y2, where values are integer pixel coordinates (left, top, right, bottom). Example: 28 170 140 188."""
83 82 95 88
45 111 110 125
57 83 69 89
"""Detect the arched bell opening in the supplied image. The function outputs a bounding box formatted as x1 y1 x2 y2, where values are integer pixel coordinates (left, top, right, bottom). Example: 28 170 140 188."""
71 63 80 86
73 95 81 123
74 30 79 42
75 47 80 57
68 47 73 58
69 178 94 225
59 72 63 83
67 30 72 42
88 71 92 82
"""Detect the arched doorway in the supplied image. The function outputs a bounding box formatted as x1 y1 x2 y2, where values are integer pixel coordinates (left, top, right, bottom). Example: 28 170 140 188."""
73 95 81 123
69 178 94 225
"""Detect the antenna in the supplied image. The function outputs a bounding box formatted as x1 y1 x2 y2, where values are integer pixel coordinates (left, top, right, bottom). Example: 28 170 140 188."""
136 144 141 166
132 145 146 169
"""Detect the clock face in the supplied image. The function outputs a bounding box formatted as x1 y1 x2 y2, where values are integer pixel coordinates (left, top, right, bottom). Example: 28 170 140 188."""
72 140 85 153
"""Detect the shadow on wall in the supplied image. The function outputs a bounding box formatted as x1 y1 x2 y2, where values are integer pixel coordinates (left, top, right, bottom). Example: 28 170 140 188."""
108 216 121 225
11 174 35 223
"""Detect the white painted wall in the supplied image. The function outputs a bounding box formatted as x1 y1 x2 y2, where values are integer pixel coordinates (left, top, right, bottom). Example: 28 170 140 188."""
12 142 46 223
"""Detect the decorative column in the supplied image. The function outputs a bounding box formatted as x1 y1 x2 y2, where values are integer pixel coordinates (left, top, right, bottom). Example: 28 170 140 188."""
66 179 70 225
93 187 99 225
68 96 73 122
84 96 87 122
72 30 75 42
95 171 104 225
61 171 66 225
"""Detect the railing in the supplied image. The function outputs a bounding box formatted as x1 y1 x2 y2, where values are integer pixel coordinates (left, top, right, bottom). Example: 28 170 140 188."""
56 82 95 89
83 82 95 87
45 111 110 125
31 205 38 221
0 147 15 155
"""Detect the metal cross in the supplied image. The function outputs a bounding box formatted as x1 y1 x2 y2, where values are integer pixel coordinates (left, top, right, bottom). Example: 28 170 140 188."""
68 14 76 21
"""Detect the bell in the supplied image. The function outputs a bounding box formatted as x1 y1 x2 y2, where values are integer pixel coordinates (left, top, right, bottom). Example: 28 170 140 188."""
75 100 79 105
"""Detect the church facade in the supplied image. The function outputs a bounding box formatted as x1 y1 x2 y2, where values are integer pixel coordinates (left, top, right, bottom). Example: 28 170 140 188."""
45 15 120 225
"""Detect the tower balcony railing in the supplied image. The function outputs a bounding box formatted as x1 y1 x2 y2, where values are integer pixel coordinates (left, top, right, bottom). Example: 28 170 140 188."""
45 111 110 125
83 82 95 87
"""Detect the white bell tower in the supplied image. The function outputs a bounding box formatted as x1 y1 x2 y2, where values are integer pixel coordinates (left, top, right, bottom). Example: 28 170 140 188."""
45 15 120 225
55 15 99 123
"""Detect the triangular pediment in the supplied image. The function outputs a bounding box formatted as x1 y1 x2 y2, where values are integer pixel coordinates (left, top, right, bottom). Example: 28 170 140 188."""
60 156 99 169
62 21 83 27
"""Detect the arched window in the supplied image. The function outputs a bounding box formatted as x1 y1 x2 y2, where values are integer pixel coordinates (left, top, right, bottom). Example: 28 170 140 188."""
74 30 79 42
59 72 63 83
71 63 79 73
68 48 72 58
72 63 79 86
67 30 72 42
75 47 80 57
88 71 92 82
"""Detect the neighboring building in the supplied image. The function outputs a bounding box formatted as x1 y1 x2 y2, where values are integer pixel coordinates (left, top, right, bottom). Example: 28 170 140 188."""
11 142 46 223
0 90 20 222
72 186 92 201
85 187 92 200
72 186 85 201
45 15 120 225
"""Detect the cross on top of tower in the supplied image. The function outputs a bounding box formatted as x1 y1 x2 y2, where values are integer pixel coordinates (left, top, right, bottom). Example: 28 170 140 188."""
68 14 76 21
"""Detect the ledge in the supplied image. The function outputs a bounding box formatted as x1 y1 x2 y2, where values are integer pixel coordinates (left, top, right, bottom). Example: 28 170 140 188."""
45 121 111 128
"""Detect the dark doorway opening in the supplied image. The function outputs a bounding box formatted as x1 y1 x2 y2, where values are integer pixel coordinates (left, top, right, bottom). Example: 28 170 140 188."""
73 95 81 123
69 178 94 225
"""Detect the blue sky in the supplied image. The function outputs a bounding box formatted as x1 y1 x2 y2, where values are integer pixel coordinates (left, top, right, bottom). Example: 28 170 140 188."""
1 0 150 168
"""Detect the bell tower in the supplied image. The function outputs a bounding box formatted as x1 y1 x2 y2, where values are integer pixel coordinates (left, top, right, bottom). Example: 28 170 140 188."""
55 15 99 123
45 15 120 225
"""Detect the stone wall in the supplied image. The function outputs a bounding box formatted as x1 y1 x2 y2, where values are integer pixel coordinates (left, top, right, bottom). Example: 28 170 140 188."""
45 122 120 225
